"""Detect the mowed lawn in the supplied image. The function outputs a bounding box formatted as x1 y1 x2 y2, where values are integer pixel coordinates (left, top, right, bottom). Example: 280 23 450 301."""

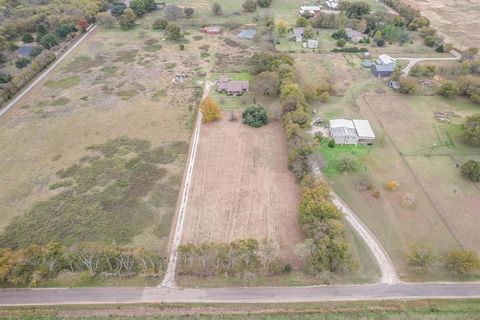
0 23 212 259
321 94 480 281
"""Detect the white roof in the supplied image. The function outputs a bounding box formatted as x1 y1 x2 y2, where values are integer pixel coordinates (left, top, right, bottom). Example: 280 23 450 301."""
330 119 355 129
353 119 375 139
300 5 321 11
377 54 396 65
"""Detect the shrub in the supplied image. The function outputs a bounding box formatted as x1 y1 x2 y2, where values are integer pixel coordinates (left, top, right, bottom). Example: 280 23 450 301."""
119 8 137 30
438 81 459 98
152 18 168 30
337 154 359 172
461 160 480 182
0 72 12 84
22 34 34 43
331 47 368 53
424 36 436 47
399 79 418 94
435 44 444 53
328 139 336 148
242 105 268 128
386 180 400 191
242 0 257 12
200 97 221 122
165 24 182 41
184 7 195 17
40 33 59 49
405 242 435 274
15 57 31 69
164 4 184 20
445 250 480 274
376 39 385 47
96 12 116 28
462 114 480 146
296 17 309 27
212 3 223 15
336 38 347 47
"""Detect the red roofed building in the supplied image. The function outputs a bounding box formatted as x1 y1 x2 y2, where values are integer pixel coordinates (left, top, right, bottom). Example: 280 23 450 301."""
200 26 222 34
217 76 249 96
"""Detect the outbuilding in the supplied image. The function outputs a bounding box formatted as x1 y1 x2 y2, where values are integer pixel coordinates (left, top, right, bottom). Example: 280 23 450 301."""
303 39 318 49
329 119 359 145
352 119 375 144
292 27 304 42
200 26 222 34
299 6 322 16
371 64 395 77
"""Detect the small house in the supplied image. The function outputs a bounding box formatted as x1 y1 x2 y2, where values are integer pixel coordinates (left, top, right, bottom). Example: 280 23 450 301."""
299 6 322 16
345 28 368 43
238 29 256 39
217 76 249 96
371 64 395 77
292 27 304 42
14 45 34 58
200 26 222 34
303 39 318 49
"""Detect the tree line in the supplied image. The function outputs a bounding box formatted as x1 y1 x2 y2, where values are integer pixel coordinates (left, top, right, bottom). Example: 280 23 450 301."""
0 242 165 286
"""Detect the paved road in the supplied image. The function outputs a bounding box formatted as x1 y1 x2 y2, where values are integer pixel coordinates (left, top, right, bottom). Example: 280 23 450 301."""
0 25 96 118
398 50 462 75
1 283 480 306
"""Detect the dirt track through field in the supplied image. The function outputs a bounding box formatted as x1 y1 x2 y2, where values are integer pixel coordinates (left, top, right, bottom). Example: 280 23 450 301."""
182 116 302 265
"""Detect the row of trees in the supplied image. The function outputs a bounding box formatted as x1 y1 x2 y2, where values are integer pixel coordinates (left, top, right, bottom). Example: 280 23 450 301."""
0 242 165 286
405 242 480 275
177 239 289 276
0 50 56 103
297 182 354 274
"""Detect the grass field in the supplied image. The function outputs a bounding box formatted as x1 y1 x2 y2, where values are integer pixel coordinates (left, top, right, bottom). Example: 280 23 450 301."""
3 299 480 319
0 23 212 263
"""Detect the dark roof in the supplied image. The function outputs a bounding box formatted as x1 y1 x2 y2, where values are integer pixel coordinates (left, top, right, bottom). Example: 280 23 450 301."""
372 64 395 72
226 81 249 92
15 45 34 57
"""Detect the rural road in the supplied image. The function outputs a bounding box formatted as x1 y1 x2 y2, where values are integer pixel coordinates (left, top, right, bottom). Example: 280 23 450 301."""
0 25 96 118
1 282 480 306
397 50 462 75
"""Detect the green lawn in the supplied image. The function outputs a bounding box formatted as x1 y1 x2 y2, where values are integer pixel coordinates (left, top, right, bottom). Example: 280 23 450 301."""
318 142 370 175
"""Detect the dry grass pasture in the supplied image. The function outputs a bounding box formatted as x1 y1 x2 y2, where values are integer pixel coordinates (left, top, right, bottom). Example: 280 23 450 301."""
0 25 213 254
401 0 480 49
182 115 303 265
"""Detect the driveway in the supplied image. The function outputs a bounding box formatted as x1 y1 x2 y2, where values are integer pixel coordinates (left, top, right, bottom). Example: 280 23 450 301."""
397 50 462 75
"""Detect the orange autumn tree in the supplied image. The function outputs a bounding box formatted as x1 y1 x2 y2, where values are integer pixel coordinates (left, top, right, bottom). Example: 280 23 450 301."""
200 97 221 122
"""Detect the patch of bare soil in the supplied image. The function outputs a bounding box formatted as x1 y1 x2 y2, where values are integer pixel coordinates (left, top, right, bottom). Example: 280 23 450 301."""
182 115 303 266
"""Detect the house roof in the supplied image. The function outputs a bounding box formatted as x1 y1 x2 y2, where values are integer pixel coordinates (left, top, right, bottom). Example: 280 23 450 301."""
372 64 395 72
331 127 357 138
15 45 34 57
345 28 367 41
330 119 355 129
226 81 249 92
238 29 256 39
202 26 221 32
300 6 321 11
353 120 375 139
377 54 396 65
293 27 304 38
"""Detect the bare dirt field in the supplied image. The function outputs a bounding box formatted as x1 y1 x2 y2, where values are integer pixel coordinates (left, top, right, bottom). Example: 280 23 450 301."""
401 0 480 49
181 115 303 265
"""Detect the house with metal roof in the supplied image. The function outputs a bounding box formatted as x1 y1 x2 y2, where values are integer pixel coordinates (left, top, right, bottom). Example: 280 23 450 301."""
292 27 304 42
329 119 375 145
371 64 395 77
376 54 396 66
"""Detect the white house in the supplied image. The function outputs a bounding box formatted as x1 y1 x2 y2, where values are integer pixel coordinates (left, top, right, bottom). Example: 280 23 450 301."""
303 39 318 49
325 0 339 9
329 119 359 145
376 54 397 66
329 119 375 145
292 27 304 42
299 5 322 16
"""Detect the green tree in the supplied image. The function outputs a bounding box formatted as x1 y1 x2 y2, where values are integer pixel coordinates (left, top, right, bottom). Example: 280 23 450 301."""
445 250 480 274
15 58 31 69
22 34 34 43
296 17 309 27
130 0 148 16
399 79 418 94
242 105 268 127
346 2 371 18
96 12 116 28
303 26 315 39
184 7 195 17
257 0 272 7
165 24 182 41
461 160 480 182
40 34 59 49
438 81 459 98
405 242 435 274
110 1 127 17
337 154 359 172
462 114 480 146
242 0 257 12
212 3 223 15
119 8 137 30
152 18 168 30
0 72 12 84
276 20 288 37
